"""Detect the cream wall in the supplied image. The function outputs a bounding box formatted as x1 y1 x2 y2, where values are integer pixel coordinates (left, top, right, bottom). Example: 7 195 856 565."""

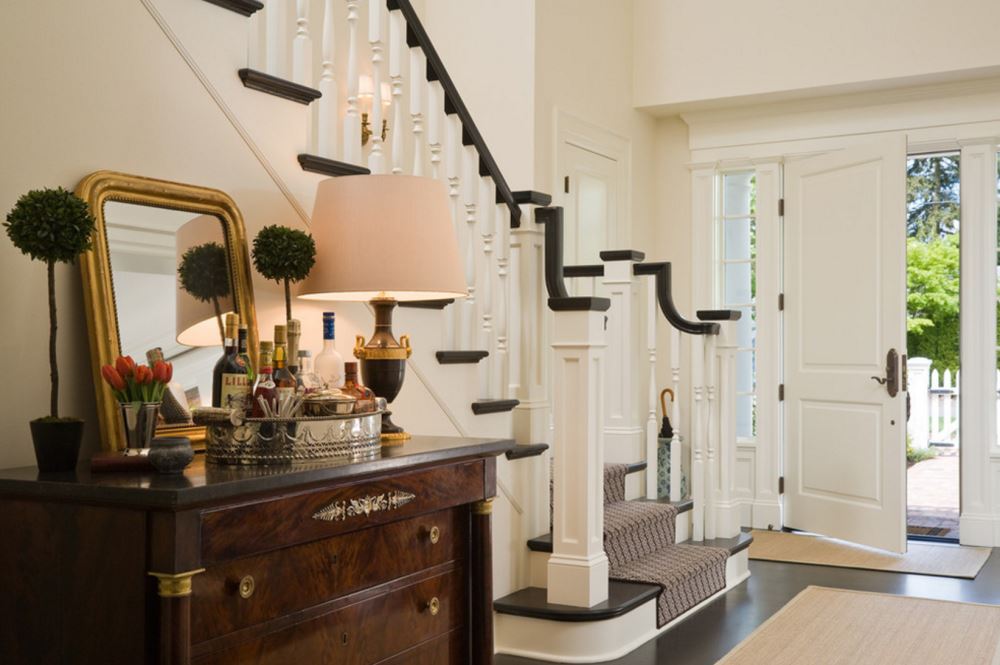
634 0 1000 111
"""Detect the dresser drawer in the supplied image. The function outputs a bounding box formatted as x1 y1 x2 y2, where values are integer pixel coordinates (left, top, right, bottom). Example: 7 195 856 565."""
376 629 466 664
191 507 465 643
192 565 465 665
201 459 486 563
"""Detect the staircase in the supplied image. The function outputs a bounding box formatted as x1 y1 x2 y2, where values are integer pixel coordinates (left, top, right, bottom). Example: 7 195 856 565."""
148 0 750 660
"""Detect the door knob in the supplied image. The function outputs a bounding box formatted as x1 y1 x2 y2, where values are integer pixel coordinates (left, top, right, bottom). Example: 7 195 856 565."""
871 349 899 397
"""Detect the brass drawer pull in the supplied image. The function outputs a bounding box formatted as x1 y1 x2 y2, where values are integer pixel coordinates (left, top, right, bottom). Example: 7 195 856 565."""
238 575 255 599
428 525 441 544
426 596 440 616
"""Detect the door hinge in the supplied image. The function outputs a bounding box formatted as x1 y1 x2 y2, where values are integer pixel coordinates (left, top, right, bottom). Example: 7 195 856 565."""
778 476 785 495
778 293 784 311
778 198 785 216
778 384 785 401
564 176 570 193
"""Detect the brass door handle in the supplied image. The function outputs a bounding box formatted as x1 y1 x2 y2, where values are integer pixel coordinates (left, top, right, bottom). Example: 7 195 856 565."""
870 376 888 385
427 525 441 544
425 597 440 616
238 575 255 599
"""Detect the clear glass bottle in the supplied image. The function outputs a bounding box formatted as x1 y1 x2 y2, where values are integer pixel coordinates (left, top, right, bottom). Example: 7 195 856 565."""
212 313 238 408
341 361 376 413
296 350 324 394
314 311 345 389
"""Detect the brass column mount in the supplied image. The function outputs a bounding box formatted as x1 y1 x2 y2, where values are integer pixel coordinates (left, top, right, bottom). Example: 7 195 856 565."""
472 498 494 515
148 568 206 598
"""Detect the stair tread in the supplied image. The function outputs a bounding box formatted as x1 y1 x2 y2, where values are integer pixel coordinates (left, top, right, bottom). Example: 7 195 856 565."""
528 499 694 553
679 529 754 556
470 398 519 415
298 154 370 177
238 68 321 105
493 581 659 622
436 350 489 364
505 443 549 461
202 0 263 16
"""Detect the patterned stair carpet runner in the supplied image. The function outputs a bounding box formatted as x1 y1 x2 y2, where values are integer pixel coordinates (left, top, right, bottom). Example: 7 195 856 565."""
603 463 729 627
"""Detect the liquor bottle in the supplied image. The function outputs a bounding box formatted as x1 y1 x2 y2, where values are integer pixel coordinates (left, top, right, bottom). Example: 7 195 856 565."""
314 312 345 389
296 350 324 394
273 339 297 407
212 313 239 408
220 325 252 412
341 361 376 413
286 319 302 377
236 325 255 383
251 342 275 418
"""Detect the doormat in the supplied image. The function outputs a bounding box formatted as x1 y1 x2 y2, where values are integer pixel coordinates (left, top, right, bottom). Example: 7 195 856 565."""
717 586 1000 665
908 526 952 537
748 529 990 579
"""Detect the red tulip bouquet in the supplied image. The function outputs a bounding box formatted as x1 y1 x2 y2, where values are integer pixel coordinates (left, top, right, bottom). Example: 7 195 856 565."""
101 356 173 404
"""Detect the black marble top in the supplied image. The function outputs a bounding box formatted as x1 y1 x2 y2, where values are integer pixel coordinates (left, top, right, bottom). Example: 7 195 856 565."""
0 435 514 509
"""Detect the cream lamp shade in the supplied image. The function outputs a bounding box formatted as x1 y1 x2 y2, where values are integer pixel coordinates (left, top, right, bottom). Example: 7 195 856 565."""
298 175 467 301
176 215 235 346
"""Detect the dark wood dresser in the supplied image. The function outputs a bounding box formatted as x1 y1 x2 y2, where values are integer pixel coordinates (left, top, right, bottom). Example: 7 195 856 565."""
0 435 512 665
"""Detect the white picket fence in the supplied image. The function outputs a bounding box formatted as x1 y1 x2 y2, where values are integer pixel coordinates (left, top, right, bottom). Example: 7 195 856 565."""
907 357 960 449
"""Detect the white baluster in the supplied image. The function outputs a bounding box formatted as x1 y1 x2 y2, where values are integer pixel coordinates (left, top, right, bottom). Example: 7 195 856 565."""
388 9 405 174
265 0 289 77
691 335 705 541
409 49 426 176
670 327 682 502
343 0 361 164
316 0 338 158
645 276 658 499
478 180 495 398
426 82 443 179
368 0 386 173
444 113 463 350
462 144 480 351
292 0 312 86
704 333 717 540
495 203 510 399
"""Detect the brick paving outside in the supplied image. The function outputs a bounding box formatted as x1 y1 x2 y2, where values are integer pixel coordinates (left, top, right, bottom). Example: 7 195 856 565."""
907 447 959 539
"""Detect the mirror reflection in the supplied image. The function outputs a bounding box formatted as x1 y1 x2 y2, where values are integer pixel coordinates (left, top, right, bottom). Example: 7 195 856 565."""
104 202 237 424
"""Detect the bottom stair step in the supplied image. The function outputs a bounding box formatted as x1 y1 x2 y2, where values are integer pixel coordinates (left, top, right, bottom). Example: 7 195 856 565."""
471 399 519 415
493 581 659 622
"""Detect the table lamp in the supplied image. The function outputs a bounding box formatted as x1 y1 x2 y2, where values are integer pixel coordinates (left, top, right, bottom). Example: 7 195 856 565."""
299 175 466 443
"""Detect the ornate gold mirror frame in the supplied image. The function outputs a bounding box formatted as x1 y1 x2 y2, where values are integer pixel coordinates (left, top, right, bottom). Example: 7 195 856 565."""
76 171 258 452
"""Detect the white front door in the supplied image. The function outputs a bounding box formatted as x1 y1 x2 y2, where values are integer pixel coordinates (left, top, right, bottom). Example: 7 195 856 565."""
784 136 908 553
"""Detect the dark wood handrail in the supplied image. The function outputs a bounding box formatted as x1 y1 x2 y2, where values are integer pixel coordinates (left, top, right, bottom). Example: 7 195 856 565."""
388 0 522 227
633 262 720 335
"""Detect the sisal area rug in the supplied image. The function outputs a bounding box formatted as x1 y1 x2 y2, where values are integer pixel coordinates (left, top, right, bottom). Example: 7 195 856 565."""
748 529 990 579
717 586 1000 665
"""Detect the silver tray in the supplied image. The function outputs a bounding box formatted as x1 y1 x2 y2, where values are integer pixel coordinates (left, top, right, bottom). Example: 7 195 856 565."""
193 409 383 465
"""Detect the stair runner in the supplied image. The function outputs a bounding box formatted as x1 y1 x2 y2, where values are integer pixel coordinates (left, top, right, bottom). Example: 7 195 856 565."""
551 464 729 627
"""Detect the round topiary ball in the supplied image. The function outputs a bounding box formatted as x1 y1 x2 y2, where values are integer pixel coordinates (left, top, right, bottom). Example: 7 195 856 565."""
178 242 231 302
252 225 316 284
4 187 95 264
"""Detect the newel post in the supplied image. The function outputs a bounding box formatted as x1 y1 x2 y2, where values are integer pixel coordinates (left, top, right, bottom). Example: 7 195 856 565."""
548 305 610 607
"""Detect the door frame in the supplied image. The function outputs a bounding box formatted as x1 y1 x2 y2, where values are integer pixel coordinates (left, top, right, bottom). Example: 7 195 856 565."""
691 132 999 547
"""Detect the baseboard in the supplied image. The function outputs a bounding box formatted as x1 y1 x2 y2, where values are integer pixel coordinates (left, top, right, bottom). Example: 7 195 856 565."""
750 499 782 531
959 512 997 547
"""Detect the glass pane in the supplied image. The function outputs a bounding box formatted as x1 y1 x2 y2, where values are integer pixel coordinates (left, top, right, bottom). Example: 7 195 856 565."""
724 263 752 306
736 394 755 439
736 350 755 394
723 217 753 261
723 172 754 217
731 306 756 350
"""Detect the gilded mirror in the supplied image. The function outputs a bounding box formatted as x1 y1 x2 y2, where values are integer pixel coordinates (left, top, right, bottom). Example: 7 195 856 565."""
76 171 258 452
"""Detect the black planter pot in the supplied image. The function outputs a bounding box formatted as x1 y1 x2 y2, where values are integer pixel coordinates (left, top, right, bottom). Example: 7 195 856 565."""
30 418 84 473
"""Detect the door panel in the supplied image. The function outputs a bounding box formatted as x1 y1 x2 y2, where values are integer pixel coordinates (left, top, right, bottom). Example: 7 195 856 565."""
784 136 908 553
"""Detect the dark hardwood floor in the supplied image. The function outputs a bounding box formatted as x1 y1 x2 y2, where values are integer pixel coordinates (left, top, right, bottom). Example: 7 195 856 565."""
497 547 1000 665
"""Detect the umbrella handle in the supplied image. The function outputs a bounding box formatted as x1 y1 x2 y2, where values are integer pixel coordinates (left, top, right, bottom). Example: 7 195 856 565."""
660 388 675 417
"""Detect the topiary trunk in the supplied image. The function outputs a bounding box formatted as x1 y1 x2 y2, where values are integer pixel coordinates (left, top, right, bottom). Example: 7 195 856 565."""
47 260 58 418
284 278 292 322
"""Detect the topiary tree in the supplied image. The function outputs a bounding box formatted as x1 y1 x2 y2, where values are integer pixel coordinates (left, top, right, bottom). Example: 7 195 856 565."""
4 188 95 419
177 241 231 345
252 225 316 321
